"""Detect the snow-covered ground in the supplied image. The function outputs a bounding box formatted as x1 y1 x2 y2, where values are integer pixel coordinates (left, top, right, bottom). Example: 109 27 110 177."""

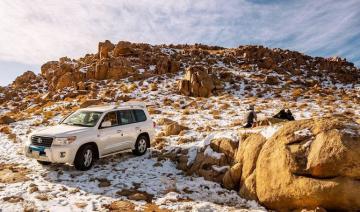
0 114 266 212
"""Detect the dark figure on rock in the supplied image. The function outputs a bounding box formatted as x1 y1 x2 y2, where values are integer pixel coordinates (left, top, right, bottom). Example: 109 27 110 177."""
273 109 295 121
243 105 257 128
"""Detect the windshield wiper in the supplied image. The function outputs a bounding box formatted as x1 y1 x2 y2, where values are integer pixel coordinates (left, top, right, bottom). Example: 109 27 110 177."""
63 123 89 127
71 123 90 127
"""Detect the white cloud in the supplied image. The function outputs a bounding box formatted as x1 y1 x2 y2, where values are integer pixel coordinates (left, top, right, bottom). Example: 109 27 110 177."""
0 0 359 66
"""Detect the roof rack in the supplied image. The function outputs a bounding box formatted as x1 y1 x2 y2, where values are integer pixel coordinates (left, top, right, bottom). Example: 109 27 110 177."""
86 104 112 108
113 101 146 109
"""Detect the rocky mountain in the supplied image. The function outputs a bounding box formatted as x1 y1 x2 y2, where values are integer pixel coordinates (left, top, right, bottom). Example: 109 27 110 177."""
0 40 359 211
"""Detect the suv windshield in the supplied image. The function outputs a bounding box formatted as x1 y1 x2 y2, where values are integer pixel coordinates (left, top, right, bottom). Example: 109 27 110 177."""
62 111 103 127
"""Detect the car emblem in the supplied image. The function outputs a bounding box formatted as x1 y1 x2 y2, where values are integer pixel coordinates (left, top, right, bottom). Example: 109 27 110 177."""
37 138 42 143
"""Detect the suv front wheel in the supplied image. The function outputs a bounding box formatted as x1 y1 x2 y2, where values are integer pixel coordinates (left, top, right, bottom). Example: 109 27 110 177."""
133 135 148 156
37 160 51 165
74 144 95 171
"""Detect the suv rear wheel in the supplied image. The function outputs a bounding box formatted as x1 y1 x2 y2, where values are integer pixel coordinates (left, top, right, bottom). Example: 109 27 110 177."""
133 135 148 156
74 144 95 171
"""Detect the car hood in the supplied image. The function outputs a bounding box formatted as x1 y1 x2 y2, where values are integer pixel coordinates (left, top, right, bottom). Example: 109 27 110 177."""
32 124 91 137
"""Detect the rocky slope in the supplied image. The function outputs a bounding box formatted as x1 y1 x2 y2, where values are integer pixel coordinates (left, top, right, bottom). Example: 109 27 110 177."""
0 40 359 211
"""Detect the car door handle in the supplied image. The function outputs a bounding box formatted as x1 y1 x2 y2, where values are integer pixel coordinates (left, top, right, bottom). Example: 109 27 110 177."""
117 130 122 133
135 127 141 132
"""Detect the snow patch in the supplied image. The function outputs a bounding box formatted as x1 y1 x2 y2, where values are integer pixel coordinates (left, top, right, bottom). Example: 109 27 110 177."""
294 128 313 137
260 126 280 139
204 146 224 160
212 165 230 173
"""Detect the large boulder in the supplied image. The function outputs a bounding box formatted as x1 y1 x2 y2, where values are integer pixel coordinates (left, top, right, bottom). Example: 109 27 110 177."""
56 72 74 89
95 62 109 80
40 58 80 90
222 134 266 199
40 61 58 76
98 40 115 59
155 56 180 74
12 71 37 88
107 58 134 80
178 66 215 97
210 138 238 164
256 117 360 210
113 41 136 57
164 121 188 136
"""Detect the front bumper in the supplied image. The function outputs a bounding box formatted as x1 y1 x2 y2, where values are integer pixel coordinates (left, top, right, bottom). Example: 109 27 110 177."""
24 144 76 164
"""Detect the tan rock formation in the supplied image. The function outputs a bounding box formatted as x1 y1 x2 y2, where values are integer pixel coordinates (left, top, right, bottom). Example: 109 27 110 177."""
164 121 188 136
256 117 360 210
12 71 37 88
178 66 215 97
98 40 115 59
113 41 136 57
155 56 180 74
56 72 74 89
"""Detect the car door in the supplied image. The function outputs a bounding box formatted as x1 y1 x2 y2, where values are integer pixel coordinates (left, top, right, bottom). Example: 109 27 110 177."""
117 110 138 149
98 111 124 155
132 109 148 137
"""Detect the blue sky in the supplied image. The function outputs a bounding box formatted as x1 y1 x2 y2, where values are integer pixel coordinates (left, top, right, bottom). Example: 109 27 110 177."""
0 0 359 86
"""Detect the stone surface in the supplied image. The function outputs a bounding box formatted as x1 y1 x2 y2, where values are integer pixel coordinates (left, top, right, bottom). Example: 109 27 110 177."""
178 66 215 97
155 56 180 75
164 121 188 136
0 115 15 124
98 40 115 59
256 117 360 210
210 138 238 164
12 71 37 88
0 164 29 184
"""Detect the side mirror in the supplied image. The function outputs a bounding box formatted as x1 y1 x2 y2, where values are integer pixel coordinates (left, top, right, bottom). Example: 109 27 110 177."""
101 121 111 128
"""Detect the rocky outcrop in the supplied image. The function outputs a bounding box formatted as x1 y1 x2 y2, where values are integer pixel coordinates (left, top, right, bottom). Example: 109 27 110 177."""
236 45 359 84
12 71 37 88
178 66 215 97
168 117 360 211
256 117 360 210
98 40 115 59
16 41 358 96
40 47 136 90
113 41 137 57
155 56 180 75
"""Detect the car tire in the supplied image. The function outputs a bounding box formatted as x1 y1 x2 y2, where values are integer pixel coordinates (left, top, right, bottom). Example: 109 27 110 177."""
37 160 51 165
74 144 95 171
133 135 148 156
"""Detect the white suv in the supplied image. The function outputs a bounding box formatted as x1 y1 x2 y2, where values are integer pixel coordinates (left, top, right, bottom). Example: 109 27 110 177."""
24 102 155 170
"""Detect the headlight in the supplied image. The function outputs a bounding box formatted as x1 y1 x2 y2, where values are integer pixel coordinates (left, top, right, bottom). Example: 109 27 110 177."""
53 136 77 145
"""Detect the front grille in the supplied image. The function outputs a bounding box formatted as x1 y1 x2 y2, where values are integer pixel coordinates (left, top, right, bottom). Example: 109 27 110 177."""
31 136 53 147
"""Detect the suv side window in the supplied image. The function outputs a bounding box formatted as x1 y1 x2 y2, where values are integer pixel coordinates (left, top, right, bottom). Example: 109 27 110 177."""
133 109 147 122
118 110 135 125
101 111 118 127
